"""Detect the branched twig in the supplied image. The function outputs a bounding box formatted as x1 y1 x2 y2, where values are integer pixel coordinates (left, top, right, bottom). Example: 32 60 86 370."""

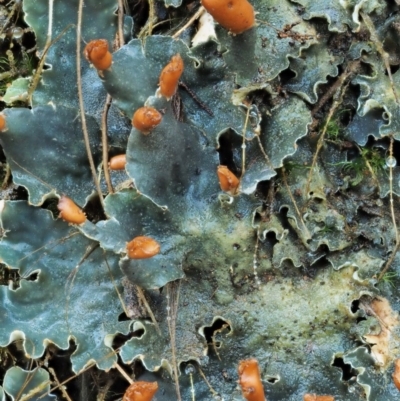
77 0 105 209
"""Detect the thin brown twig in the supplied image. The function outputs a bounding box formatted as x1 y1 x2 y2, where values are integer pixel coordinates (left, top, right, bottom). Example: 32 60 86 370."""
48 368 73 401
101 94 114 194
135 285 161 334
28 23 75 101
172 6 205 38
103 253 129 317
77 0 105 209
167 280 182 401
282 167 311 242
241 106 251 178
117 0 125 47
113 362 133 384
197 366 219 398
311 61 359 117
304 70 353 204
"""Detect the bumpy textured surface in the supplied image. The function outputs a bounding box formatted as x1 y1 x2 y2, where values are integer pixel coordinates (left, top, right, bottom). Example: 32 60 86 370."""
1 0 400 400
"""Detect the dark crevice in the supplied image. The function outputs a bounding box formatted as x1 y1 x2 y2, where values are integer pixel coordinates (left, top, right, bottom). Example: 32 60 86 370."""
351 299 361 313
279 67 296 85
83 194 107 223
332 356 359 381
217 130 241 177
112 327 145 349
201 318 231 355
265 231 278 247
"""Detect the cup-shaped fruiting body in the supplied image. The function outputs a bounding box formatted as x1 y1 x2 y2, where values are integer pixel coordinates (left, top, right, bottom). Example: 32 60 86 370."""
122 381 158 401
304 395 335 401
126 236 160 259
217 165 240 195
393 359 400 390
238 359 266 401
201 0 255 34
132 107 162 134
84 39 112 70
0 114 6 131
109 154 126 170
57 196 86 225
158 54 184 99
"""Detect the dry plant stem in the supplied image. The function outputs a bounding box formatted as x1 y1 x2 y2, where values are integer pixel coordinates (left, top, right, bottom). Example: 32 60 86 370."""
304 76 351 203
28 0 52 100
19 379 51 401
311 61 359 117
172 6 206 38
101 2 125 195
96 377 114 401
377 136 400 281
361 12 399 105
5 157 53 190
29 22 74 100
135 285 161 334
198 366 219 398
190 373 196 401
1 163 11 189
138 0 156 38
38 348 123 399
241 106 251 178
0 0 21 36
103 253 129 317
282 167 311 241
17 232 80 263
167 280 182 401
355 143 379 188
101 94 114 194
118 0 125 47
113 362 134 384
252 232 261 286
77 0 105 209
178 81 214 116
65 243 99 334
48 367 73 401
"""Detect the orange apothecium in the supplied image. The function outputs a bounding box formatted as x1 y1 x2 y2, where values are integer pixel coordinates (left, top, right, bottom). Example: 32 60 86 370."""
84 39 112 70
122 381 158 401
132 107 162 134
126 236 160 259
238 359 266 401
201 0 255 34
158 54 184 99
57 196 87 225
